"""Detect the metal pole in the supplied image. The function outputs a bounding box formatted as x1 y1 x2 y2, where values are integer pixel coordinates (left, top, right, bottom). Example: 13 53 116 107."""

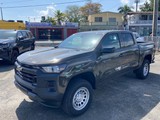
152 0 159 36
136 2 138 12
135 0 140 12
0 7 3 20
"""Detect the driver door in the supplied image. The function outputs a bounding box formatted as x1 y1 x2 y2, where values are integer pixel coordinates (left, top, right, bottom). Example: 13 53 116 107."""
97 33 123 78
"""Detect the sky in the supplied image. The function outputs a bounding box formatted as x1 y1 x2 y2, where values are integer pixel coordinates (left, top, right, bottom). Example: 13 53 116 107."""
0 0 149 22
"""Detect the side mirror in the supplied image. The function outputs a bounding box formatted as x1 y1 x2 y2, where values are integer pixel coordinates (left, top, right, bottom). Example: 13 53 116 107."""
17 36 24 40
101 47 115 53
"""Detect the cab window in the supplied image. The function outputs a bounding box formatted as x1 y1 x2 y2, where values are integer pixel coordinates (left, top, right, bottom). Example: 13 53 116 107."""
121 33 134 47
102 33 120 49
22 31 29 39
27 31 33 39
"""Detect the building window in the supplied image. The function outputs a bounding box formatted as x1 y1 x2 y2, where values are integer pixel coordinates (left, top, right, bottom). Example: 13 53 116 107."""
149 15 153 20
109 18 117 25
95 17 102 22
141 15 148 20
109 18 116 22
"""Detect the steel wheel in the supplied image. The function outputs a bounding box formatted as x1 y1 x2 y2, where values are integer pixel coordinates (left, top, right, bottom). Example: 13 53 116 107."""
134 59 150 79
143 63 149 76
72 87 90 111
62 79 93 116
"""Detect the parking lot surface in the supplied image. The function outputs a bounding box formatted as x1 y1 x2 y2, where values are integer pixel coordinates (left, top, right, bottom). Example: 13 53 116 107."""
0 49 160 120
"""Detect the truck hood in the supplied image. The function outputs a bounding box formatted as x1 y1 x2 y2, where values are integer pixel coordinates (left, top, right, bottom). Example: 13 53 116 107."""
17 47 91 65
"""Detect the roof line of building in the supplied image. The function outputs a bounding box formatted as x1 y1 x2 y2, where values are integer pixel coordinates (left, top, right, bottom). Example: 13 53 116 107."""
89 11 123 15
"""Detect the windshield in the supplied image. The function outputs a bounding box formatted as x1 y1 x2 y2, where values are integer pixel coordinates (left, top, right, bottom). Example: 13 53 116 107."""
59 32 104 50
0 31 16 39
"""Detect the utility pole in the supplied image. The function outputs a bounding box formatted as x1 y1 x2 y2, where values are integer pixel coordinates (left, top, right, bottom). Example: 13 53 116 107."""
135 0 140 12
152 0 159 36
0 3 3 20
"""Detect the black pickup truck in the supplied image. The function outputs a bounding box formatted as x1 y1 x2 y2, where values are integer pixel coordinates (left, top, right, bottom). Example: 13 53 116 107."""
0 30 35 64
14 30 155 116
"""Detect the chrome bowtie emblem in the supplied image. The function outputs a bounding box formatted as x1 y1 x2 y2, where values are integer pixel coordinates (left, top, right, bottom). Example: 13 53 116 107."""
16 64 22 71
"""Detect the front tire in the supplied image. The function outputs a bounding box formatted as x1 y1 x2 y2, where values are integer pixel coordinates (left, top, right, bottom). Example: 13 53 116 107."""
62 79 93 116
9 50 19 64
135 59 150 79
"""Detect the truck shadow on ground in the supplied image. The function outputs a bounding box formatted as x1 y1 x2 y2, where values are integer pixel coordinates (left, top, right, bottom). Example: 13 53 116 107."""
16 72 160 120
0 60 14 72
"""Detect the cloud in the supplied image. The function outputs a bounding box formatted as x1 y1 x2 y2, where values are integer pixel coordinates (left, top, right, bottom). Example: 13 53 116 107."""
16 4 57 22
38 4 56 17
120 0 129 5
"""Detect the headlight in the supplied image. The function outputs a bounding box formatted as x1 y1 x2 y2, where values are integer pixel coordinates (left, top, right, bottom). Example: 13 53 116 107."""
42 64 66 73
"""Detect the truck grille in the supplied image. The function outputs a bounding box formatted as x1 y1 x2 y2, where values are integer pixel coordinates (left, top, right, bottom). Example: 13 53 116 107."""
15 61 37 84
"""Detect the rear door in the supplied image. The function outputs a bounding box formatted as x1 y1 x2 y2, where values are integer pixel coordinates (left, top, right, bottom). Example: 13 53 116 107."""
16 31 25 53
119 32 139 70
21 31 31 51
27 31 35 49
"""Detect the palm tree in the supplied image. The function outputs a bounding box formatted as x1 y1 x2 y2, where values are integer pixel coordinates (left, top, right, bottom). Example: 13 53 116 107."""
140 1 152 12
54 10 65 25
118 5 133 14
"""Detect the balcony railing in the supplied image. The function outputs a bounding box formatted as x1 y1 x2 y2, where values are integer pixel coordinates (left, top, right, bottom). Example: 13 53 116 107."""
80 22 119 26
128 20 160 25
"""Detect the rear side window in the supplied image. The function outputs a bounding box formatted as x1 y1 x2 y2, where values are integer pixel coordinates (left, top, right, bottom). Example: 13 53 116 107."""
121 33 134 47
102 33 120 49
27 31 33 39
21 31 29 39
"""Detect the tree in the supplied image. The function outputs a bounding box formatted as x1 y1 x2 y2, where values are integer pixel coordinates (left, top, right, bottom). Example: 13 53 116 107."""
54 10 65 25
41 16 56 25
80 2 102 17
46 17 56 25
118 5 133 14
140 1 152 11
65 5 83 22
140 0 160 12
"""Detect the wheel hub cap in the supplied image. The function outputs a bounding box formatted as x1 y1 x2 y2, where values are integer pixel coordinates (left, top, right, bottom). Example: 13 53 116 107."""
72 87 90 111
143 63 149 76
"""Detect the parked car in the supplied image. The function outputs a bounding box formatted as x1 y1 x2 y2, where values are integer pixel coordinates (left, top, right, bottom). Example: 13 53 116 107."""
14 30 155 116
0 30 35 64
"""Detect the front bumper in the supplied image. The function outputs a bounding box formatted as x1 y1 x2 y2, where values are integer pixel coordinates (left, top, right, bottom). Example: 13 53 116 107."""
14 67 64 107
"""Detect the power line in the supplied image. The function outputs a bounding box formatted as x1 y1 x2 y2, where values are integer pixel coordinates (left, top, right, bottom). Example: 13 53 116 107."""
1 0 36 4
2 0 86 9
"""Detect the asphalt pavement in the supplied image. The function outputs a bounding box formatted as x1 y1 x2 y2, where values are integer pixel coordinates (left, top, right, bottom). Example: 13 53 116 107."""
0 49 160 120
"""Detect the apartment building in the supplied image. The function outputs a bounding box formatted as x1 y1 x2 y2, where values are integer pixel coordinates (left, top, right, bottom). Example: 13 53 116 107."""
126 12 160 36
80 12 124 31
